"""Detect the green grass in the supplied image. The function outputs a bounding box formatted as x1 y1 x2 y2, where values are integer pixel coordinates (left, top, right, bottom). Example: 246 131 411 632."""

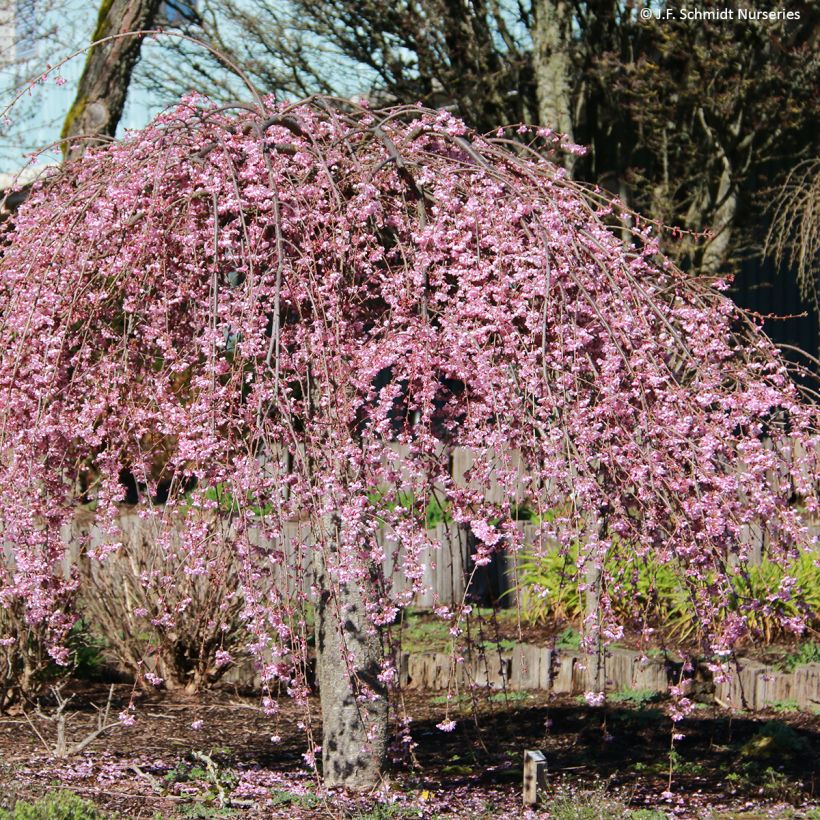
488 690 531 703
546 781 666 819
0 792 106 820
557 626 581 649
769 699 802 712
367 490 453 528
352 807 426 820
178 805 235 819
725 765 806 804
429 693 471 705
776 641 820 672
395 607 520 654
395 613 452 653
476 638 517 652
609 688 662 707
268 790 321 809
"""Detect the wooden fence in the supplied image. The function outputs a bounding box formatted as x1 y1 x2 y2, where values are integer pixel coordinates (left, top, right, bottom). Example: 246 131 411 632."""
66 508 815 616
54 440 818 610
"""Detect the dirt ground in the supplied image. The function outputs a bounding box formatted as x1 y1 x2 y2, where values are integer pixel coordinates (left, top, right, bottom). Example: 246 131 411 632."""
0 681 817 818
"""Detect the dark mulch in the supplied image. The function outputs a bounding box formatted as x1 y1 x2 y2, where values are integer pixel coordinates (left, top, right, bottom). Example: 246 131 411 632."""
0 681 817 818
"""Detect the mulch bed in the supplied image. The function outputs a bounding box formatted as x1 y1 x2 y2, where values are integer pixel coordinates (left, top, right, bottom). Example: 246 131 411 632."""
0 681 817 818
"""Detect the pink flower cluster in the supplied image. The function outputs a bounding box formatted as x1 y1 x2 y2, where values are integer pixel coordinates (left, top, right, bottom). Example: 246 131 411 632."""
0 96 815 706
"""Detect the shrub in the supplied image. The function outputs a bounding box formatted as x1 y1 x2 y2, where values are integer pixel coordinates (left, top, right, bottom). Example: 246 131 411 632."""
517 541 693 637
72 506 247 693
518 544 819 646
516 547 584 625
731 555 820 644
0 791 105 820
0 598 53 711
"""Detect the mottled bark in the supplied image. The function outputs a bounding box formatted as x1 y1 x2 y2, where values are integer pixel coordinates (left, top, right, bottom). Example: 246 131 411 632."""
314 534 387 788
62 0 163 162
531 0 575 173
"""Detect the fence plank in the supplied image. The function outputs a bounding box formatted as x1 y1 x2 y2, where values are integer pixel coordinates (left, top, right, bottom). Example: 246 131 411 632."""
511 644 541 690
715 660 768 710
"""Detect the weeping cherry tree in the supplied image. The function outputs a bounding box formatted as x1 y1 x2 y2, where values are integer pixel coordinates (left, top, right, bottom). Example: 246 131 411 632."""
0 95 817 787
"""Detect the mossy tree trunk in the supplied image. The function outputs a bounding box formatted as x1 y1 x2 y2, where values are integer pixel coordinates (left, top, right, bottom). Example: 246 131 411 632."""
61 0 163 162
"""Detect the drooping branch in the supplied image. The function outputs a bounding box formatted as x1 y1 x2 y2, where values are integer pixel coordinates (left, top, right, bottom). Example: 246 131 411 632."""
765 158 820 326
1 96 817 785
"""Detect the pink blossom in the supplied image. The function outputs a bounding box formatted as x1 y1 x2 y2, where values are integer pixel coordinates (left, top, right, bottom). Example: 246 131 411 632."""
0 95 815 761
471 520 502 547
118 709 136 727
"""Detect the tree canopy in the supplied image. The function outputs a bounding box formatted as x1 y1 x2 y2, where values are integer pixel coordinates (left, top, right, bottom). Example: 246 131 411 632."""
0 96 817 784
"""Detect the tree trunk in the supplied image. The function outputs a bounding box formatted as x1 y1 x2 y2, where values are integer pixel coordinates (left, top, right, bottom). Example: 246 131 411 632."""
314 537 388 788
531 0 575 174
62 0 163 162
700 157 738 276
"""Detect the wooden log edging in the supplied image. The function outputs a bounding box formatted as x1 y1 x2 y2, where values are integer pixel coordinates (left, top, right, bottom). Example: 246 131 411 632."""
400 644 673 695
398 644 820 712
714 659 820 711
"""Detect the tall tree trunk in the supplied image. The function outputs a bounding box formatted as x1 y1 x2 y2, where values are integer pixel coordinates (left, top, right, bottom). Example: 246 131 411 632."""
314 526 388 788
700 157 738 276
62 0 163 162
531 0 576 174
694 109 741 276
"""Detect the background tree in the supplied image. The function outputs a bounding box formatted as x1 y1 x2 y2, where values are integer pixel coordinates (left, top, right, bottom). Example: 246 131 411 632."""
61 0 164 161
135 0 537 130
588 11 819 276
0 96 816 786
132 0 819 355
